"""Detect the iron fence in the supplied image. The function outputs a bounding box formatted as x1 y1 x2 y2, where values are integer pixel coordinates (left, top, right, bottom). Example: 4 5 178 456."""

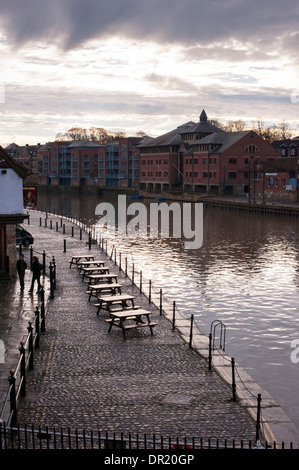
0 424 292 450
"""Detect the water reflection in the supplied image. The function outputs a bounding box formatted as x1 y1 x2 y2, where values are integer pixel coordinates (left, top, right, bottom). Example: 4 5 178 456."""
37 189 299 431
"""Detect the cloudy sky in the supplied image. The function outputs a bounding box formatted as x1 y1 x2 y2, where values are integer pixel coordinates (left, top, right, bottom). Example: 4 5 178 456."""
0 0 299 146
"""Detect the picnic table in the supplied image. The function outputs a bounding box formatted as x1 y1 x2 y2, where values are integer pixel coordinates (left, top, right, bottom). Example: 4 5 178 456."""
77 260 106 272
69 255 94 268
105 309 158 340
87 283 123 301
86 273 119 285
95 294 136 315
80 266 110 281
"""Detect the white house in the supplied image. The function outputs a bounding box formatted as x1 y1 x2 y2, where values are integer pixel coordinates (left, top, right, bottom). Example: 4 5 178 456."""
0 146 28 279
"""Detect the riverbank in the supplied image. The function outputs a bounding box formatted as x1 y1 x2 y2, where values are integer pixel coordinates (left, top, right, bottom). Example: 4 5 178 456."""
1 209 299 448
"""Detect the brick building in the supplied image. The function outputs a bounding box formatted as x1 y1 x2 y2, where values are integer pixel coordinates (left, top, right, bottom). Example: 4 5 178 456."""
137 110 282 196
0 147 28 279
6 143 41 182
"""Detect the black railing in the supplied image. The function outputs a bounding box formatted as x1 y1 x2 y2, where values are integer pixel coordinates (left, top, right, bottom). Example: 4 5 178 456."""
0 301 47 427
0 423 290 450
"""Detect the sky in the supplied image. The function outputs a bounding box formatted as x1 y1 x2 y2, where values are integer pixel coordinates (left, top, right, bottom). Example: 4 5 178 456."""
0 0 299 146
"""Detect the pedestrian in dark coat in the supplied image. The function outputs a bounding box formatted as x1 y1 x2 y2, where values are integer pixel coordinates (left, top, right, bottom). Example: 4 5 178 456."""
28 256 42 293
16 254 27 291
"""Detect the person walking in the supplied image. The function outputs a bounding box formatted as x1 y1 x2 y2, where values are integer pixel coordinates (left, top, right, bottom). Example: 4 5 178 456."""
28 256 42 294
16 254 27 291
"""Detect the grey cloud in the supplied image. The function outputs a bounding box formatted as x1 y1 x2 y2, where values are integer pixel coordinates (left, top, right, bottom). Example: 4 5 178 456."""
0 0 298 52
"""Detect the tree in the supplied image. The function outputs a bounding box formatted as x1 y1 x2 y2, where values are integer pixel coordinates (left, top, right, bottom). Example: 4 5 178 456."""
55 126 127 144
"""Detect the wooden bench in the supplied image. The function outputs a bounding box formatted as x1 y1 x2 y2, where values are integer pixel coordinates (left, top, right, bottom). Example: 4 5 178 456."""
86 283 123 301
69 255 94 268
85 273 119 285
105 309 158 340
80 267 110 281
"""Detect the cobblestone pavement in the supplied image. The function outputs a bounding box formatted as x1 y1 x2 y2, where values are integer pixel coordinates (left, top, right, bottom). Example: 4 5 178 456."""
2 210 257 442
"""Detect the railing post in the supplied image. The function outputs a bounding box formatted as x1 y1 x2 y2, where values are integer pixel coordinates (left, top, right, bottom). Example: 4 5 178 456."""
35 306 40 349
27 322 34 370
189 314 194 348
19 342 26 397
256 394 262 442
8 370 17 428
172 301 176 330
208 333 212 370
231 358 236 401
89 232 91 250
42 250 46 275
50 263 54 299
40 287 45 332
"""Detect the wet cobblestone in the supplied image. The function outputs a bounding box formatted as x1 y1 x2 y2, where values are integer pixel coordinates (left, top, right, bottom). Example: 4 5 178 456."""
5 210 257 441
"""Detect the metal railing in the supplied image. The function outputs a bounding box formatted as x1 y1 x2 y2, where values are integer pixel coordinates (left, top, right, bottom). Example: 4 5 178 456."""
0 423 291 450
0 299 47 428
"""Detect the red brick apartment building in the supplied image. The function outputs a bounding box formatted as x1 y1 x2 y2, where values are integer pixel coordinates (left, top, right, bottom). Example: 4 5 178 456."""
7 137 143 188
138 110 282 196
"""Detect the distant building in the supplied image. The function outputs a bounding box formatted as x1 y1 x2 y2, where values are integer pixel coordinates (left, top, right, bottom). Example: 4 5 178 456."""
271 137 299 158
137 110 281 195
5 143 41 182
0 146 28 279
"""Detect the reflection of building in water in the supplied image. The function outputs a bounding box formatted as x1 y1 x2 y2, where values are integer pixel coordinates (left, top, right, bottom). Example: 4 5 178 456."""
0 146 28 280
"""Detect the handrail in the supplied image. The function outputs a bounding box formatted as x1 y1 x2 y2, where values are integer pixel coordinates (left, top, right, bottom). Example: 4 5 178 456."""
0 303 45 427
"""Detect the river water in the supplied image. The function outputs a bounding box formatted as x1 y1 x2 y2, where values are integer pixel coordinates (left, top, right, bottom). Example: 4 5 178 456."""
37 189 299 433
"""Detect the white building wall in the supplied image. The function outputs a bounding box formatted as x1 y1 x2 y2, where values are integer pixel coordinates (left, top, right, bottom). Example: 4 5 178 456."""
0 168 24 214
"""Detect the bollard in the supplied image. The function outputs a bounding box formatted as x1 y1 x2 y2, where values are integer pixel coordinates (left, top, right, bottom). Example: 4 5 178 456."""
35 306 40 349
56 221 58 232
88 232 91 250
64 239 66 253
231 358 237 401
159 289 163 315
125 257 128 277
8 370 17 428
19 342 26 397
63 224 65 234
208 333 212 370
256 394 262 442
189 314 194 348
72 226 74 237
172 301 176 330
42 250 46 275
50 263 54 299
149 280 152 302
80 228 82 240
132 264 135 285
50 220 52 230
27 322 34 370
40 287 45 332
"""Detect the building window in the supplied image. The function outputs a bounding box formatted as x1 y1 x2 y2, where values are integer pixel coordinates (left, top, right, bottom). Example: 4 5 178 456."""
245 145 259 153
228 172 237 179
290 147 297 156
229 158 237 164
